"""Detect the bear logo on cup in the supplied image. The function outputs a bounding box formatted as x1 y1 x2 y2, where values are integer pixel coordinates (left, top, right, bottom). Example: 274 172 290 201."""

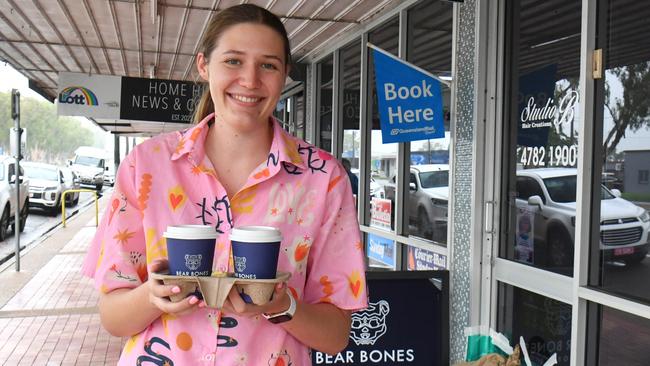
184 254 203 271
234 256 247 273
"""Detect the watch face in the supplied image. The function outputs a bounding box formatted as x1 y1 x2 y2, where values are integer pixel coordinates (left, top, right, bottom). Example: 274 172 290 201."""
267 314 293 324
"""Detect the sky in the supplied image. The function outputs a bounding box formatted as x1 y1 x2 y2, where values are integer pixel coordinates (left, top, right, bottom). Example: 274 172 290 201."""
0 62 47 100
1 62 112 150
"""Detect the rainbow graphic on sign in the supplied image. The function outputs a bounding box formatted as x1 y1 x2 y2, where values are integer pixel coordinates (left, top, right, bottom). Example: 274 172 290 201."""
58 86 99 106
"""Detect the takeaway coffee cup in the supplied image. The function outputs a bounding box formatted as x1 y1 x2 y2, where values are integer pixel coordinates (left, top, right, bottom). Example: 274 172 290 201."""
163 225 218 276
230 226 282 280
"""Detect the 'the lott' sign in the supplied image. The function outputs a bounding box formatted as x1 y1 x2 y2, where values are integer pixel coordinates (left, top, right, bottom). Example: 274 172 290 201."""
57 72 203 123
313 271 449 366
370 44 446 144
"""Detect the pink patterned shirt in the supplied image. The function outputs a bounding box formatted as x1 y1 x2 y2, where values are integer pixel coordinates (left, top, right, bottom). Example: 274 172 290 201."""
82 113 367 365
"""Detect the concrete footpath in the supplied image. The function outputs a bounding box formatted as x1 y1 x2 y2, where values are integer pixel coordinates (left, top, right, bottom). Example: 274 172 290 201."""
0 194 125 365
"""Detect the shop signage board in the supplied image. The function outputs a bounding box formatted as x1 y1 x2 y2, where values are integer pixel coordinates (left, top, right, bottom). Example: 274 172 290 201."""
406 246 447 270
366 233 396 269
369 43 445 144
370 197 392 230
57 72 121 119
313 271 449 366
120 77 203 123
57 72 203 123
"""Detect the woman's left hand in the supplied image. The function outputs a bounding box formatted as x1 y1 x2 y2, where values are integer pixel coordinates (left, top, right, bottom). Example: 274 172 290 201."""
221 282 291 318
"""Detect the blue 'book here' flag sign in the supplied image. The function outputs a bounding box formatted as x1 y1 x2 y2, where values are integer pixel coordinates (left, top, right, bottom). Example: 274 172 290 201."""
370 44 445 143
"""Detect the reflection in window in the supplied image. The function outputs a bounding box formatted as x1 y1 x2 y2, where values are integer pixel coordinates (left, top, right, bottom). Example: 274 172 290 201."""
295 93 305 140
592 0 650 303
639 170 649 185
597 306 650 365
318 56 333 152
501 0 582 275
498 283 572 366
367 17 399 230
406 0 453 245
341 40 362 200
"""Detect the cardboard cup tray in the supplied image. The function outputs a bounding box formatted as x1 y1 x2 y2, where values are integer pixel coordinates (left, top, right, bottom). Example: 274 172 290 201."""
150 271 291 309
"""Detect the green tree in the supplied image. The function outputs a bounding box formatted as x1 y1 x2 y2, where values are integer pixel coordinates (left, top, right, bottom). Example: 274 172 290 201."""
604 62 650 158
1 91 96 164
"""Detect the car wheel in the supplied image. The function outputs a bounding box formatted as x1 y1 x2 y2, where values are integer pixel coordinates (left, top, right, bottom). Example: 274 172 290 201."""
624 252 647 266
51 199 61 216
0 207 9 241
418 207 433 240
546 227 573 268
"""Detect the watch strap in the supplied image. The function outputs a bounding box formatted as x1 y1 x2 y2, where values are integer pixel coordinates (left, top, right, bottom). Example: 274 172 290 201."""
263 290 296 323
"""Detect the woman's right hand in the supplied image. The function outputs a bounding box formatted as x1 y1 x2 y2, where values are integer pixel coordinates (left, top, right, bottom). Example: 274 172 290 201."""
147 259 205 316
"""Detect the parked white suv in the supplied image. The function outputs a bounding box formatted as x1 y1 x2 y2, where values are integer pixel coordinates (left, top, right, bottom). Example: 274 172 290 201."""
516 168 650 266
408 164 449 241
0 156 29 241
23 162 80 215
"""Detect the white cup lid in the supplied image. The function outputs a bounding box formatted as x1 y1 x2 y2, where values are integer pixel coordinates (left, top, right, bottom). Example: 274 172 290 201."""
163 225 219 240
230 226 282 243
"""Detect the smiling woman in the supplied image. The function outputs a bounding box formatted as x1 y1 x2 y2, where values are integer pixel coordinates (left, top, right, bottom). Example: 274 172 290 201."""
82 4 367 366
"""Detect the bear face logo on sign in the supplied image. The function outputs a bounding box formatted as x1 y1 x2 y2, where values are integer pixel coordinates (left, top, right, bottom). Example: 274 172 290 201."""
184 254 202 270
349 300 390 345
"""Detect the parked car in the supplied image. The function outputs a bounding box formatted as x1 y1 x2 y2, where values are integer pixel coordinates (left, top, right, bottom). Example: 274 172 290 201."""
384 164 449 242
103 166 115 187
61 167 81 205
408 164 449 241
68 146 108 191
351 168 385 199
0 156 29 241
516 168 650 267
22 162 78 215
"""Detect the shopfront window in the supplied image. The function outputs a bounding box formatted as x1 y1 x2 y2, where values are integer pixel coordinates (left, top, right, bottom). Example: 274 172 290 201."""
501 0 582 276
591 0 650 304
596 306 650 365
295 93 305 140
341 40 362 199
318 56 333 152
405 0 453 245
497 283 572 366
367 17 399 230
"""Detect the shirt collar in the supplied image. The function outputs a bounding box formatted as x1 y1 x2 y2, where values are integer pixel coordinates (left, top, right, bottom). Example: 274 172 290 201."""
170 113 212 162
267 117 308 171
170 113 307 171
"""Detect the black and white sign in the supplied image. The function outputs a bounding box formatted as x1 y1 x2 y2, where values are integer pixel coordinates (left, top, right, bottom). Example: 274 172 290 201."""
313 271 449 366
58 72 204 124
120 77 203 123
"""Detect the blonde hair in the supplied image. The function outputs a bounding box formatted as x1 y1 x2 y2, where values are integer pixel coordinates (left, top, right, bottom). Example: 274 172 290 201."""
192 4 291 124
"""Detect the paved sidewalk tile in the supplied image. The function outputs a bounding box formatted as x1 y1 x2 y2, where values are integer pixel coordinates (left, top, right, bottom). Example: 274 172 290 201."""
60 225 96 254
1 252 97 312
0 196 127 365
0 314 126 365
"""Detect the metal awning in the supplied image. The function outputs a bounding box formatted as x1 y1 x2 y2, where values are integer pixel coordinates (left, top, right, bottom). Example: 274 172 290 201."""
0 0 401 134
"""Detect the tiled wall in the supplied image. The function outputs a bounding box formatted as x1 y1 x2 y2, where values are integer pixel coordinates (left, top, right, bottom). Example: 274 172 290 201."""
450 0 477 362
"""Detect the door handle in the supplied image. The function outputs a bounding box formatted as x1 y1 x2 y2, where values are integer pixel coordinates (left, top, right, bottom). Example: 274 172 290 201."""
485 201 495 233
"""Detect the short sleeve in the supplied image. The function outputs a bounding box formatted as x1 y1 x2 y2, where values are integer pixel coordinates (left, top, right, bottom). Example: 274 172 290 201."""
302 161 368 310
81 153 147 293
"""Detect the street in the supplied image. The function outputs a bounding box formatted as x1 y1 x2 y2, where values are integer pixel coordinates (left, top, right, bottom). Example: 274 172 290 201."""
0 188 109 265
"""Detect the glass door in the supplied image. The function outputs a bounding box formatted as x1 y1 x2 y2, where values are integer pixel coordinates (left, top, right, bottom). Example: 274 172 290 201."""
586 1 650 364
